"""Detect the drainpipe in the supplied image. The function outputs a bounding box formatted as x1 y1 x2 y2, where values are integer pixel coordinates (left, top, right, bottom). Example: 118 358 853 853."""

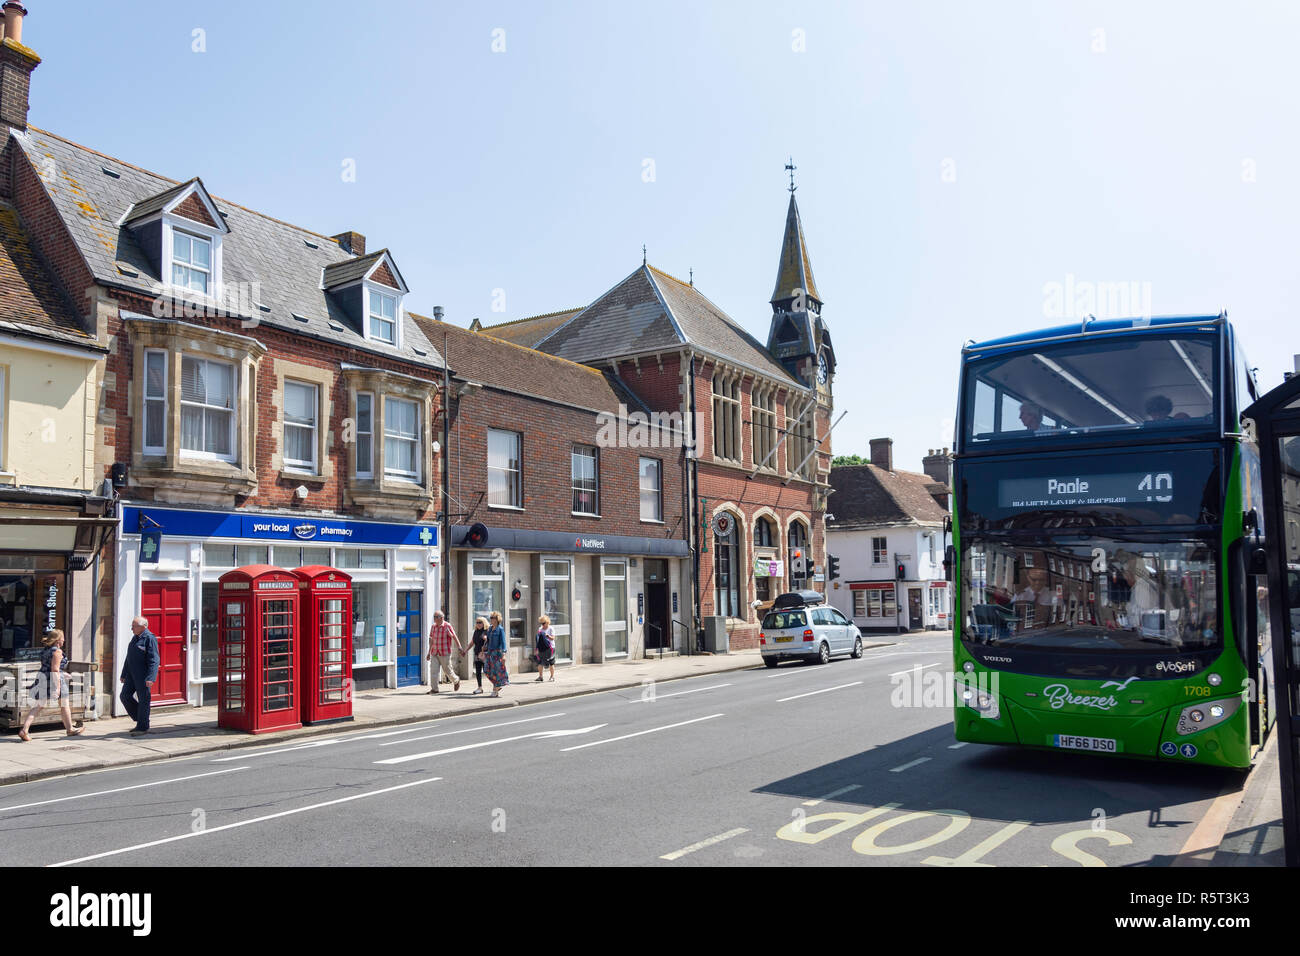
687 354 701 655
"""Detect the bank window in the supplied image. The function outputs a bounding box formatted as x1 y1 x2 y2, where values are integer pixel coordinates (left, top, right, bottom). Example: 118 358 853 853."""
488 429 521 507
872 537 887 564
471 558 505 623
283 381 318 473
355 392 374 477
143 351 167 454
543 560 572 662
853 590 866 617
180 356 236 461
602 560 628 657
384 398 420 482
572 444 599 515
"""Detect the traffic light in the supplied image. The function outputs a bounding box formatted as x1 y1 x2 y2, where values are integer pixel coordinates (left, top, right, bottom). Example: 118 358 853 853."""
828 554 840 580
896 562 906 580
791 550 806 576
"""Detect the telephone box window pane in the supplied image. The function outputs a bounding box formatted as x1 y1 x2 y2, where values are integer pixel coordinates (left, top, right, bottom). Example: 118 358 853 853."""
262 599 294 711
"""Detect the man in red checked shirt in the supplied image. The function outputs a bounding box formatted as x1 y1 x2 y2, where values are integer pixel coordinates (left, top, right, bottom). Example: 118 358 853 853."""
427 610 464 694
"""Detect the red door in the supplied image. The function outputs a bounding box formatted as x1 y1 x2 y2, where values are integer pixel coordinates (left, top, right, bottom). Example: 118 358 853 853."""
141 582 187 705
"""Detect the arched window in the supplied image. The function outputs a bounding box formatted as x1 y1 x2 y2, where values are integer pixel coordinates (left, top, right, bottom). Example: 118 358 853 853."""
754 517 776 604
788 520 809 591
714 513 742 617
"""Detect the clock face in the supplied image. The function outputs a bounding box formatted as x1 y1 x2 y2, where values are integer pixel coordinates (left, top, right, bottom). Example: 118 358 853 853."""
817 351 829 385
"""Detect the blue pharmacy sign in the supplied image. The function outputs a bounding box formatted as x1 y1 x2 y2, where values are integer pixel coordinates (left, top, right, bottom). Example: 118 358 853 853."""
125 506 437 549
139 530 162 565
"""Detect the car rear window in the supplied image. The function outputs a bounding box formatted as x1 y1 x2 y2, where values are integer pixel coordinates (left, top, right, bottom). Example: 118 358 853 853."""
763 610 806 630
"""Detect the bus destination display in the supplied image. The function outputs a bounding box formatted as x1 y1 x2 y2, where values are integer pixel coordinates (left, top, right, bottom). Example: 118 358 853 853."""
998 472 1173 509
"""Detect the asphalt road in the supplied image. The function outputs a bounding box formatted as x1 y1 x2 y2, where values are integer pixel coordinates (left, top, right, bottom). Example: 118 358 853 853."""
0 633 1243 867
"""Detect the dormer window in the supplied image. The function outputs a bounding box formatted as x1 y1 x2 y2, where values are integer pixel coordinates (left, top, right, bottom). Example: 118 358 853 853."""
369 289 397 344
172 230 211 295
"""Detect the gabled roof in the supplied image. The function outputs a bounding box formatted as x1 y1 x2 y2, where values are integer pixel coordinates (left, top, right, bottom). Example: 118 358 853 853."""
122 177 226 231
321 248 407 292
0 202 100 351
771 193 820 305
827 464 948 530
11 127 442 370
411 315 649 419
535 264 799 384
475 308 584 348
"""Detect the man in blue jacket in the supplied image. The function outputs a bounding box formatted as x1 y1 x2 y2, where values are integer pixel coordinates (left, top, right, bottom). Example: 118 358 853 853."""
120 615 159 736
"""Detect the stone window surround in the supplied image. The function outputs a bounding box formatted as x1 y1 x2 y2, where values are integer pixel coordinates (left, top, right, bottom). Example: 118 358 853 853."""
271 359 335 485
125 314 263 496
340 365 436 511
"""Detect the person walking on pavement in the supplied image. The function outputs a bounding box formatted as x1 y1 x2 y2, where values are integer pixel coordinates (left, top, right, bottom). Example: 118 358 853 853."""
470 616 489 694
18 629 83 741
427 610 462 694
534 615 556 683
484 610 509 698
120 616 159 737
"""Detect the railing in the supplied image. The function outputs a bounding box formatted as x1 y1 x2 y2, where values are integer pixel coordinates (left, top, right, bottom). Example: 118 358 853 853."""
647 622 664 659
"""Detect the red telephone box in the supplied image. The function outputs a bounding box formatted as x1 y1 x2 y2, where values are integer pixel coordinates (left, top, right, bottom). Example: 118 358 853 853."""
217 565 302 734
294 566 354 725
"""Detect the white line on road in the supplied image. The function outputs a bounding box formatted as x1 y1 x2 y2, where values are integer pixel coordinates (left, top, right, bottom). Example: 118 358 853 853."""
776 682 862 703
803 784 862 807
890 758 932 773
660 827 749 861
48 777 441 867
633 683 731 702
212 739 344 762
0 767 250 814
561 714 725 752
377 713 567 747
375 724 608 764
888 662 945 678
948 742 968 750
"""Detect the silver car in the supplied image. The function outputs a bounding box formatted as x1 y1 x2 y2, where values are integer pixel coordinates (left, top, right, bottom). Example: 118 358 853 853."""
760 592 863 667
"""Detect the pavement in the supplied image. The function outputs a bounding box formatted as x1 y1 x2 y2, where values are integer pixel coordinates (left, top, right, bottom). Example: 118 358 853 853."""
0 648 786 787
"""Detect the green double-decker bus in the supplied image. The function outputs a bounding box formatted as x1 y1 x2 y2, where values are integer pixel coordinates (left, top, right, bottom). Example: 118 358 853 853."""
952 314 1273 769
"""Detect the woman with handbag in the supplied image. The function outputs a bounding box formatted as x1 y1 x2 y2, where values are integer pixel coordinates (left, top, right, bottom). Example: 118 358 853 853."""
533 615 556 682
18 629 83 741
484 610 509 698
470 616 489 694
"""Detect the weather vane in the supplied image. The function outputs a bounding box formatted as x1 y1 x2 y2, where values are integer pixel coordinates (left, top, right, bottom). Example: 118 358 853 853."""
786 157 797 194
642 243 647 266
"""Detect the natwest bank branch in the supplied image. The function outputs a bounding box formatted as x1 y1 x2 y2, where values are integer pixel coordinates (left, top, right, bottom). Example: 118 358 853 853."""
115 505 439 712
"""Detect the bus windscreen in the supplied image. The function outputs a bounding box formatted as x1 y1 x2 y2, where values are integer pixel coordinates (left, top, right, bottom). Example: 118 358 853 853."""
963 333 1217 446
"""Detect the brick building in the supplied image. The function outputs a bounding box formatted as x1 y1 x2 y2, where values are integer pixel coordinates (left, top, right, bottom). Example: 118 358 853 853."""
479 188 837 649
1 5 445 707
415 316 688 672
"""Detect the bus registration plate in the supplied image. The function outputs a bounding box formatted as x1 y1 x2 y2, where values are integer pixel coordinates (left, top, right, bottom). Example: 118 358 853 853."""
1053 734 1118 753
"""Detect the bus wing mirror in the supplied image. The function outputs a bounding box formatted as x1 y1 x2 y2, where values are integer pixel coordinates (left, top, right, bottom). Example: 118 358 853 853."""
944 545 955 582
1247 547 1268 576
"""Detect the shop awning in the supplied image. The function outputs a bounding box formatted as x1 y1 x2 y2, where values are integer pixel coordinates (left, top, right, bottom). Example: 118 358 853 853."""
0 514 117 558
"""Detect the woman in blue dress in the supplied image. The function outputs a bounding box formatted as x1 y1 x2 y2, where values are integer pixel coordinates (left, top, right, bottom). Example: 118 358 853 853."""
484 610 509 698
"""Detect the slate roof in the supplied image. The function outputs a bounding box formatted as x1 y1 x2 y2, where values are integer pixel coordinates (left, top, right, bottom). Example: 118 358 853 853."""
475 308 584 348
11 127 443 370
0 202 102 352
827 464 948 530
535 264 799 385
321 249 402 291
410 315 648 418
771 193 820 304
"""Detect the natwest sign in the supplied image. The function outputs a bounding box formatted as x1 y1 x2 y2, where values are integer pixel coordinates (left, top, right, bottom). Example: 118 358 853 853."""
575 537 607 550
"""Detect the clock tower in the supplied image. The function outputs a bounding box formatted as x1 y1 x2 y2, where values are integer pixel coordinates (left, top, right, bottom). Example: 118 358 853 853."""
766 169 835 396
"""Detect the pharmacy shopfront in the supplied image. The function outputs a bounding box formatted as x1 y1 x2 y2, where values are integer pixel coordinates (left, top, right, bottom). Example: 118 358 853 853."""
116 505 439 710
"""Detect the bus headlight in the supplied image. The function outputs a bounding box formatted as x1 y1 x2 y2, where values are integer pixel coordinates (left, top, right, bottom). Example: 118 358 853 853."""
1176 695 1242 736
963 661 975 673
1207 673 1222 686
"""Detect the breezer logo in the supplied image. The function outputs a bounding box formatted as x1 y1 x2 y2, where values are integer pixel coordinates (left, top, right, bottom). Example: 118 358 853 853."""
49 886 151 936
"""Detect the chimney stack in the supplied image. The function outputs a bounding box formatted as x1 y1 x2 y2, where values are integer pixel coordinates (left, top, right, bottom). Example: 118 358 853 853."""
331 230 366 257
0 2 38 138
869 437 894 472
922 447 952 486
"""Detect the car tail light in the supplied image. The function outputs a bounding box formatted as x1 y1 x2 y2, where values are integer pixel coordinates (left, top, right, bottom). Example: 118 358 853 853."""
803 629 814 642
759 633 766 645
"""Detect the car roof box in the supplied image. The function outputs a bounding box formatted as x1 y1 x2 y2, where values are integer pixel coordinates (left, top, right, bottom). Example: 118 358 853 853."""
773 590 825 610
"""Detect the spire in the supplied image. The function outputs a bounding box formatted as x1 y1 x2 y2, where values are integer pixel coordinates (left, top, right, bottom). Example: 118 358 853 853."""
770 190 820 309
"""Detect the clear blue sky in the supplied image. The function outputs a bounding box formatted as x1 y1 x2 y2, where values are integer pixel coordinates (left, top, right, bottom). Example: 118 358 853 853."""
24 0 1300 472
